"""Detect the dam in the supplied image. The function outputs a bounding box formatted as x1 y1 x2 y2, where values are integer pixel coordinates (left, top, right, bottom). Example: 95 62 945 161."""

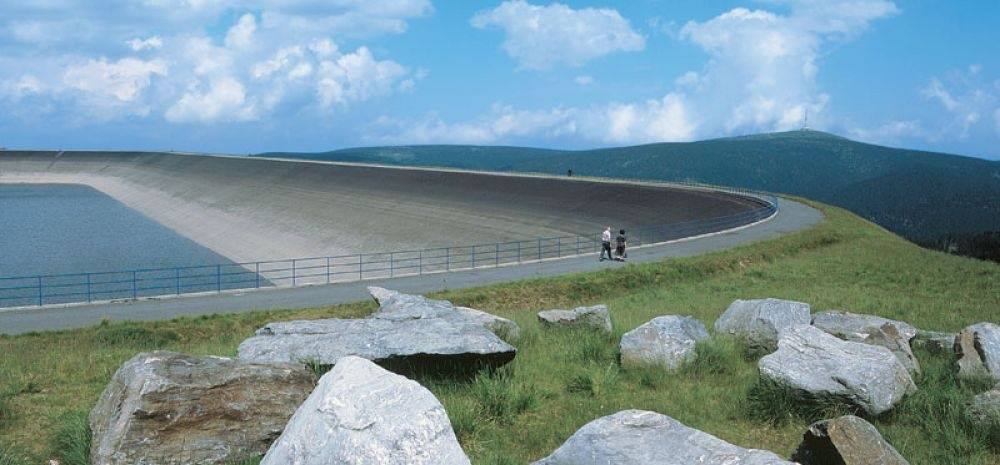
0 150 774 306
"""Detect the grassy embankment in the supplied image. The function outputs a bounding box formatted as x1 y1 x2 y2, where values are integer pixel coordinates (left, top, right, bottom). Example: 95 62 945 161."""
1 200 998 465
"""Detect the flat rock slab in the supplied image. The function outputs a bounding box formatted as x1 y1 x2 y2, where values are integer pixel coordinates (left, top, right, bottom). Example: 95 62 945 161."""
237 317 515 374
759 325 916 415
956 322 1000 381
538 305 612 333
262 356 471 465
531 409 793 465
812 311 918 342
367 286 519 339
714 298 811 350
791 415 909 465
90 351 315 465
619 316 709 370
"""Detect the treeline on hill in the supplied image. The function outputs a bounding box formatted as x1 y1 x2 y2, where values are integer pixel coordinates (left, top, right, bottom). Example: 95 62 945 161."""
259 130 1000 263
916 231 1000 263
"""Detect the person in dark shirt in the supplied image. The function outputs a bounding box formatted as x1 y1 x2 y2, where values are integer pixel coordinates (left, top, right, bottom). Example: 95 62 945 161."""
615 229 627 261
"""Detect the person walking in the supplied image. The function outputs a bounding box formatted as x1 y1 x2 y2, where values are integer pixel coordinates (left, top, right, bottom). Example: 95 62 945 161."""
600 226 613 261
615 229 627 261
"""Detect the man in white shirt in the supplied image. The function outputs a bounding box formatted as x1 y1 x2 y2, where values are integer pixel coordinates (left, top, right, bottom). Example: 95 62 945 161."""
600 226 613 261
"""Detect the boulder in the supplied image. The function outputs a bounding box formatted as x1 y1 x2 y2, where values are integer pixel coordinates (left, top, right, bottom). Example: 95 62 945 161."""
713 298 811 350
758 325 916 415
967 387 1000 426
90 351 315 465
531 410 794 465
812 311 918 342
619 316 710 370
790 415 909 465
261 356 470 465
367 286 520 339
237 317 515 374
955 322 1000 381
537 305 612 333
911 330 956 355
861 324 921 375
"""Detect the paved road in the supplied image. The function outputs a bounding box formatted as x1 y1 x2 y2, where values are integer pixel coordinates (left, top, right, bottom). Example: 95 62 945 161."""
0 199 822 335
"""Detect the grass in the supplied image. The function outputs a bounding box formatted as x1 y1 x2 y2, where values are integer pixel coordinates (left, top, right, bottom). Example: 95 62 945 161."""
0 200 998 464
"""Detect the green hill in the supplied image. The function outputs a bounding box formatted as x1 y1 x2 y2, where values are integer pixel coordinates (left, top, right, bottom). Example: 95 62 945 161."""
259 130 1000 246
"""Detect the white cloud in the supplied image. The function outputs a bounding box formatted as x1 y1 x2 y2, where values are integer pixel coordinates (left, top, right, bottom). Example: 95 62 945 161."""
225 13 257 49
381 0 894 145
165 76 256 123
126 36 163 51
62 57 167 102
471 0 644 70
919 65 999 139
574 75 594 86
316 46 408 108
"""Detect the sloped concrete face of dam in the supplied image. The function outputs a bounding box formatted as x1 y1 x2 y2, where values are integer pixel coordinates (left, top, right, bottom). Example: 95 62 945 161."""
0 151 763 264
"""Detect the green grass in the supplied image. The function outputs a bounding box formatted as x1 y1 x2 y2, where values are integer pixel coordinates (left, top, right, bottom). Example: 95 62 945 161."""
0 200 997 464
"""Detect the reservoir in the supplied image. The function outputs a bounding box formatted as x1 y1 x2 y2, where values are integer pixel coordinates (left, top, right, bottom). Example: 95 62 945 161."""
0 184 240 306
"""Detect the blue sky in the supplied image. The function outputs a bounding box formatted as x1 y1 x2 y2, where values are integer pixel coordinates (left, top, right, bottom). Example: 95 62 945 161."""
0 0 998 159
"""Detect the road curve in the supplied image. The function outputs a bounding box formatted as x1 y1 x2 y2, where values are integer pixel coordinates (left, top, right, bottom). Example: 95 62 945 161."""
0 198 822 335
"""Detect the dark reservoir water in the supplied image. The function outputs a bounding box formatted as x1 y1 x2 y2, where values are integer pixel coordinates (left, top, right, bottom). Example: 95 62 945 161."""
0 184 246 306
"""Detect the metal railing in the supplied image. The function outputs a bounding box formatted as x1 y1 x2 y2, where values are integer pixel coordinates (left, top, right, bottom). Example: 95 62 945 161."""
0 184 777 309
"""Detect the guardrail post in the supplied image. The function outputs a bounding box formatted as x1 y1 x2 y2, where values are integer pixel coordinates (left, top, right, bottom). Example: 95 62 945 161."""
358 254 363 280
537 238 542 260
446 247 451 271
390 253 395 277
557 237 562 257
37 277 42 306
576 236 581 255
495 243 499 266
132 271 138 299
517 242 521 263
326 257 331 284
292 260 297 286
86 273 92 303
255 263 261 288
215 265 221 292
471 247 476 269
418 250 423 274
176 268 181 295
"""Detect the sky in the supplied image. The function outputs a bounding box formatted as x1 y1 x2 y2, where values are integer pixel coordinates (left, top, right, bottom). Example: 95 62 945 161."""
0 0 998 159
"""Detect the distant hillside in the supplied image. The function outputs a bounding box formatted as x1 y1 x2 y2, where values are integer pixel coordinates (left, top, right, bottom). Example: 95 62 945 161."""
259 130 1000 248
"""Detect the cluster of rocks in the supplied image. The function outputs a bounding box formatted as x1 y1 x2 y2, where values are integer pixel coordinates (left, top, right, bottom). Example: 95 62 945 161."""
87 288 996 465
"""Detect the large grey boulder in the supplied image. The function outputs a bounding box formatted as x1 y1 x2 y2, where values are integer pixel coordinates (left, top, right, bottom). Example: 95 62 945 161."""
261 356 470 465
967 387 1000 426
538 305 612 333
955 322 1000 381
237 317 515 373
367 286 520 339
812 311 918 342
619 316 709 370
713 298 811 350
911 330 956 355
90 351 314 465
759 325 916 415
791 415 909 465
812 311 921 374
531 410 793 465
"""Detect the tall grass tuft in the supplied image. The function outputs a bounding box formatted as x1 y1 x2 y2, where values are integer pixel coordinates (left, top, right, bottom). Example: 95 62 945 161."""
680 337 746 377
470 368 537 425
0 397 10 430
0 442 30 465
886 350 1000 460
51 411 90 465
743 376 855 426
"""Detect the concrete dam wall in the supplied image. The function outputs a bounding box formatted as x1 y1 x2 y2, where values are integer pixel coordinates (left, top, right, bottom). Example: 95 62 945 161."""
0 150 765 265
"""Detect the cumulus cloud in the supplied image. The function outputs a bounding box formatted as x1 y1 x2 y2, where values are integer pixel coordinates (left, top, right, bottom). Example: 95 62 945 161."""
471 0 644 70
574 75 594 86
0 2 418 124
382 0 896 145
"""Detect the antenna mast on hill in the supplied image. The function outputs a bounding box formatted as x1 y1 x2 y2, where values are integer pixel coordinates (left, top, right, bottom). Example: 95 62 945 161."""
802 109 810 130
